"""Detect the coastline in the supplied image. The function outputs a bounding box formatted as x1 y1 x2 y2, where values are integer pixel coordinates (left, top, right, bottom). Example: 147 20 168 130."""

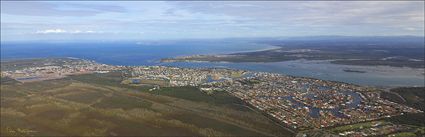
223 44 282 54
161 59 425 88
3 56 424 88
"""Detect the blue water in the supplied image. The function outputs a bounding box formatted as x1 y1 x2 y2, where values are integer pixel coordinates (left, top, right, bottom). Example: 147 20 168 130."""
161 61 424 87
15 76 41 81
1 41 424 87
283 90 360 118
1 41 273 66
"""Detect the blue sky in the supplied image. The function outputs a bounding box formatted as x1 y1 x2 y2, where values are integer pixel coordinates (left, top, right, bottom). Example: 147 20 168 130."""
1 1 424 41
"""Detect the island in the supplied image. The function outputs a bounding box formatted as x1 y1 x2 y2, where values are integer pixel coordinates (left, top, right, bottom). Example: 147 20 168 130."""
161 37 425 68
343 69 367 73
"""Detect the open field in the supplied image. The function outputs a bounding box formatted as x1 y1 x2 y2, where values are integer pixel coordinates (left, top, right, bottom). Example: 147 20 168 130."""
0 73 294 136
122 78 170 87
1 57 83 71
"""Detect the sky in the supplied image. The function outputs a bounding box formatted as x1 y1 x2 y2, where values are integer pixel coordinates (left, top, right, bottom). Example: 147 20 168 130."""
1 1 424 42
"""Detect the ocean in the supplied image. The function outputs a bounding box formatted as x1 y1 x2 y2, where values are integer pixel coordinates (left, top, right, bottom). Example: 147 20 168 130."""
1 41 424 87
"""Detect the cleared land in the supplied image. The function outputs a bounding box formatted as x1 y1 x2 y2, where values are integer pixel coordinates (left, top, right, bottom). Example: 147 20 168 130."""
0 72 294 136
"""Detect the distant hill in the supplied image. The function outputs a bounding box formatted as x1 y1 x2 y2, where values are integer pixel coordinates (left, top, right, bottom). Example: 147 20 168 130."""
265 36 425 48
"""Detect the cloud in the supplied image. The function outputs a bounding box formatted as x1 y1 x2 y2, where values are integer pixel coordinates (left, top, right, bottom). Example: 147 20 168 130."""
1 1 424 41
0 1 126 17
171 1 424 27
35 29 101 34
36 29 66 34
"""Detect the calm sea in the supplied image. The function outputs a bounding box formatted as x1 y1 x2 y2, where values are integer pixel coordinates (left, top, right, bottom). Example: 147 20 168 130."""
1 41 424 87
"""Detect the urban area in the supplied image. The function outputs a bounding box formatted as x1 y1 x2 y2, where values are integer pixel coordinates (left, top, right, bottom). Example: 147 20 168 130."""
1 58 422 136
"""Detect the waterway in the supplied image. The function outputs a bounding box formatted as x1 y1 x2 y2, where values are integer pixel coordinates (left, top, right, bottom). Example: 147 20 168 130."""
2 41 423 87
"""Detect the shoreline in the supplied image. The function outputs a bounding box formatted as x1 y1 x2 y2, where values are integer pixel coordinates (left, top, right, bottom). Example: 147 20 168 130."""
3 57 424 88
223 45 282 54
161 59 425 88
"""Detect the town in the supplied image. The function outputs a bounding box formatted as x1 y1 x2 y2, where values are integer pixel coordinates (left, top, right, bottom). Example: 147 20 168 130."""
205 72 421 130
1 59 422 135
1 58 122 83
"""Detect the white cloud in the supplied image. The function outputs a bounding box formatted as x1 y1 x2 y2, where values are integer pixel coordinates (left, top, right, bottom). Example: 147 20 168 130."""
36 29 66 34
35 29 101 34
404 27 421 31
2 1 423 41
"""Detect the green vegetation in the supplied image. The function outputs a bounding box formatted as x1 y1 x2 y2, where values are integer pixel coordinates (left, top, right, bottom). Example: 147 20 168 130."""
1 57 83 71
388 132 418 137
1 72 294 136
151 86 252 112
0 76 19 85
237 79 261 85
4 58 421 136
92 94 153 110
230 71 244 78
66 71 124 87
122 78 169 87
328 120 425 137
57 90 106 104
390 87 425 111
162 40 425 68
329 121 385 133
386 113 425 127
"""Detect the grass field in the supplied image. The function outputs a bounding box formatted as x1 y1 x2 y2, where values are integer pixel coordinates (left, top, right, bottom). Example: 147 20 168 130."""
0 73 294 136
